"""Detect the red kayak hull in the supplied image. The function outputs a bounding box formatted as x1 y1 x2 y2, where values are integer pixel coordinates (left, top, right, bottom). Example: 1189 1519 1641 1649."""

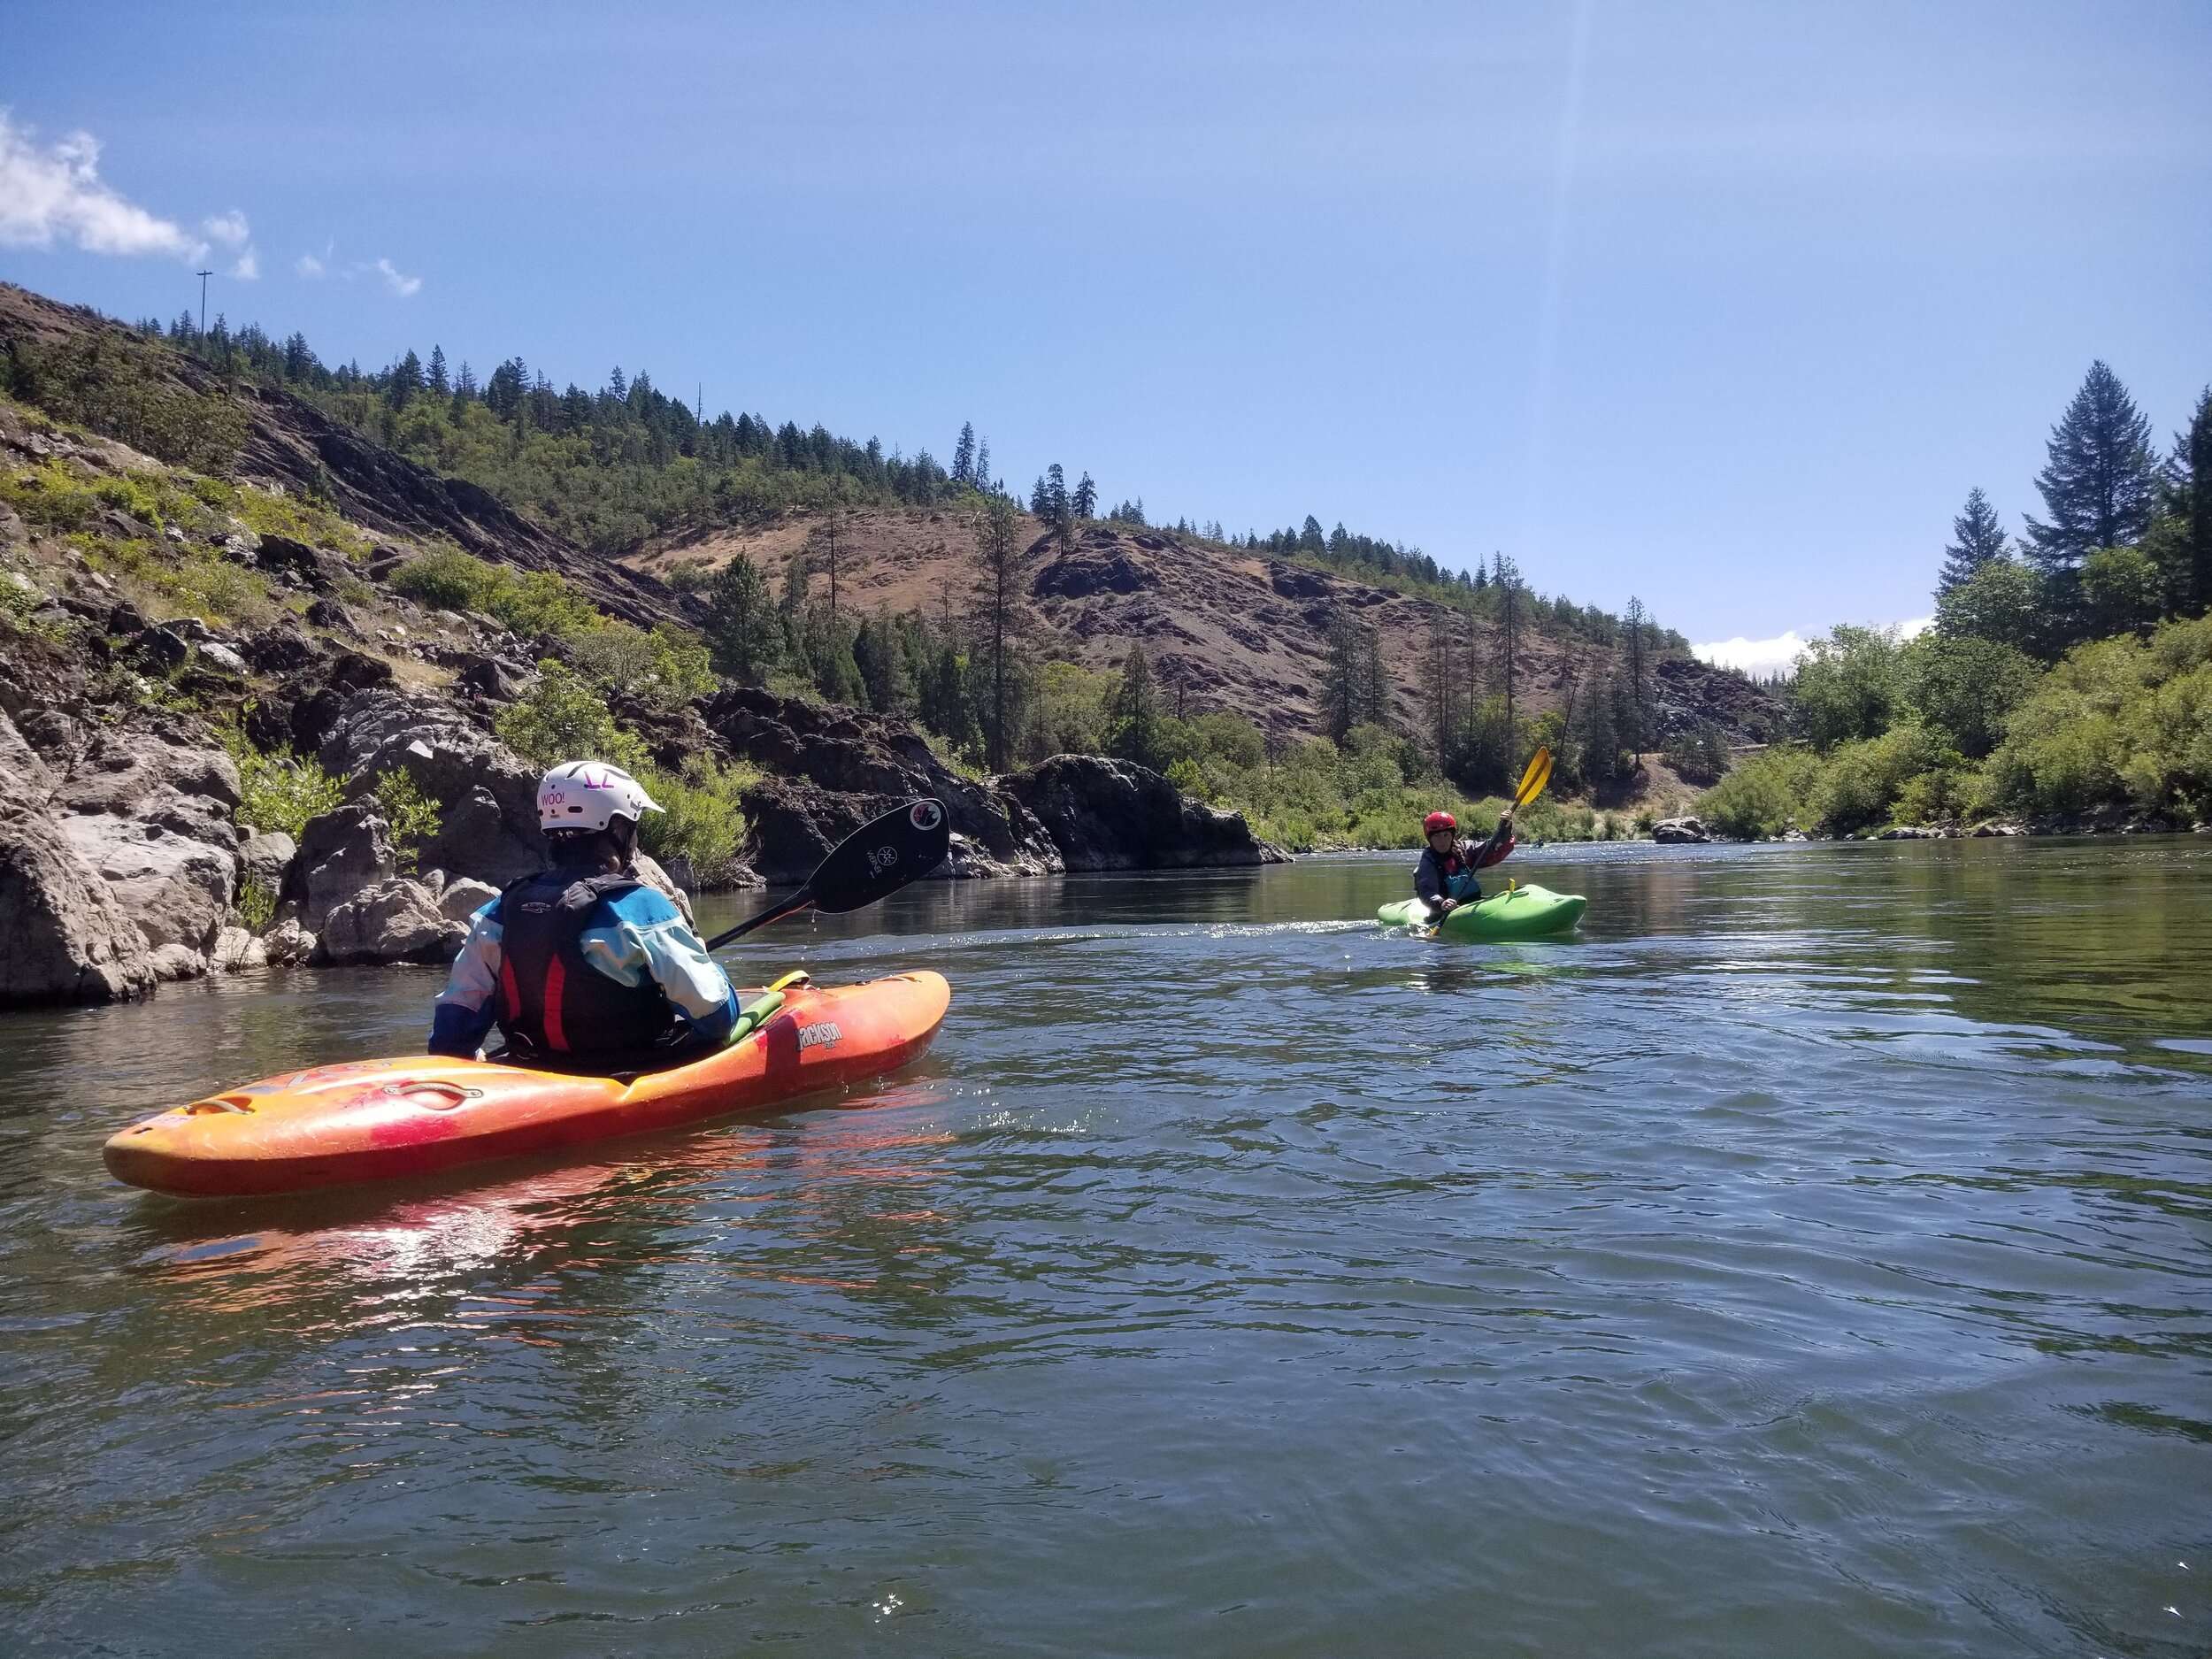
104 972 951 1198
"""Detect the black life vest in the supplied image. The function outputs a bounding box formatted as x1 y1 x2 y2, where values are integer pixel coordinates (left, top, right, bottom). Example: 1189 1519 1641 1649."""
495 870 673 1056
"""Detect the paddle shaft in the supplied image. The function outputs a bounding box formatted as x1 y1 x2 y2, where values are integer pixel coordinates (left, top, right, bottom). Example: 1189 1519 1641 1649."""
704 888 813 953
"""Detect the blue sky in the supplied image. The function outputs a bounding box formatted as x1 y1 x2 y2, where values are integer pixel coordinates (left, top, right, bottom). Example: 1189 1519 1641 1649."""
4 1 2208 664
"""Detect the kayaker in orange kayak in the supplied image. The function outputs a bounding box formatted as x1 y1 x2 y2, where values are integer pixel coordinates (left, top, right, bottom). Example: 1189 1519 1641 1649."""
427 760 739 1064
1413 807 1516 916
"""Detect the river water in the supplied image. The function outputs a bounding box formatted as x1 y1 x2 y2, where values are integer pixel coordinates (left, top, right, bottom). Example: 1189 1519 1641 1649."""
3 838 2208 1657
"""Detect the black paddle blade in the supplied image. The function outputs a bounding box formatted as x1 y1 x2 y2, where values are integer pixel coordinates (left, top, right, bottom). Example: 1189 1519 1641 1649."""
809 798 952 914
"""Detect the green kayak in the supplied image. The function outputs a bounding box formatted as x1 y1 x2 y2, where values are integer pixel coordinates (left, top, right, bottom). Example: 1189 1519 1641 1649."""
1378 883 1587 941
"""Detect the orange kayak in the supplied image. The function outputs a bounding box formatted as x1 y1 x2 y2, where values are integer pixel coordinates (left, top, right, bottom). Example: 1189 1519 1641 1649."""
104 972 951 1198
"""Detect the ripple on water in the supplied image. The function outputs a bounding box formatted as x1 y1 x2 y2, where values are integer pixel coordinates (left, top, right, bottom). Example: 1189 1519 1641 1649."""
1 841 2208 1656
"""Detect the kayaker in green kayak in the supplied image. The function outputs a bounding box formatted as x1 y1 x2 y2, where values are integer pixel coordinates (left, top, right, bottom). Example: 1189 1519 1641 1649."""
1414 807 1516 916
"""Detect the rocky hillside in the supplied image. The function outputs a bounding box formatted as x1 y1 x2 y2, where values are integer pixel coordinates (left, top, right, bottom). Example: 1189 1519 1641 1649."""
634 513 1781 746
0 287 1280 1008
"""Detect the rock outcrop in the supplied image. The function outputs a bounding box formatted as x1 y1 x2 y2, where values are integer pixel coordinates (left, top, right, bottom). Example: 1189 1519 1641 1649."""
1651 816 1712 845
318 689 548 885
0 797 158 1002
320 876 467 964
288 803 396 930
702 687 1060 882
50 728 242 965
1001 755 1288 872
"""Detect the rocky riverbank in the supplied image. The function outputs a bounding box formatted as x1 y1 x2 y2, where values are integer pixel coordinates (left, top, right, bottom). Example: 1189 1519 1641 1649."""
0 357 1281 1010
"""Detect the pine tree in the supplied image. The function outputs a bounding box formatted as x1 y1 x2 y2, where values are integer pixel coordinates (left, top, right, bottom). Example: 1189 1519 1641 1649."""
388 349 423 411
2177 386 2212 616
2024 360 2161 576
1322 614 1363 741
607 365 628 403
426 345 449 397
705 555 781 683
1301 515 1326 553
1418 613 1463 772
1071 472 1097 519
1045 464 1069 529
1939 488 2009 595
853 612 912 712
952 422 976 486
972 495 1026 772
973 436 991 495
1494 554 1524 747
1622 595 1650 751
1110 644 1164 769
1030 475 1049 515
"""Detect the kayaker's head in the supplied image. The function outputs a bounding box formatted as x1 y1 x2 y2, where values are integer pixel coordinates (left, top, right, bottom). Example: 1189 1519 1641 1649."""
1423 810 1456 853
537 760 663 872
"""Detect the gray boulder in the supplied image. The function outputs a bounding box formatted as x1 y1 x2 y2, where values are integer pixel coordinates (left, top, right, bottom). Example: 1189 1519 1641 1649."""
319 689 548 884
437 876 500 925
240 830 296 893
703 687 1059 880
58 815 236 952
288 803 396 930
319 877 468 964
211 926 269 973
262 918 316 966
1000 755 1289 872
0 710 54 802
147 943 209 981
0 803 158 1004
1652 816 1712 845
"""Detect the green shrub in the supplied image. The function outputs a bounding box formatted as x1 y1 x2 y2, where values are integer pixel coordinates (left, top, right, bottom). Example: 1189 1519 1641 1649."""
235 749 346 840
7 334 246 471
235 875 277 933
568 620 714 706
371 767 443 873
637 757 758 887
1987 615 2212 819
392 549 603 640
1697 746 1824 839
495 659 649 771
164 554 273 626
231 485 372 557
0 459 97 529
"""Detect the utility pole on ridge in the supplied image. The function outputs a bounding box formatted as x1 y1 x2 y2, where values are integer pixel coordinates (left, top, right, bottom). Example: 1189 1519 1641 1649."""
195 270 212 335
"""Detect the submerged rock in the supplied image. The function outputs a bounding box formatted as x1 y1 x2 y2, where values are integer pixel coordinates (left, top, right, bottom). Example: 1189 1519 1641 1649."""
1000 755 1288 872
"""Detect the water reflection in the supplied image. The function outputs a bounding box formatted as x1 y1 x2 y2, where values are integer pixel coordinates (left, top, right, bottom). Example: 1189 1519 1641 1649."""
4 838 2210 1657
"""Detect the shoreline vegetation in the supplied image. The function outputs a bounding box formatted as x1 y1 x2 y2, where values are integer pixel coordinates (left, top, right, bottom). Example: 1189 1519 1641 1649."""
1693 361 2208 843
4 288 2205 883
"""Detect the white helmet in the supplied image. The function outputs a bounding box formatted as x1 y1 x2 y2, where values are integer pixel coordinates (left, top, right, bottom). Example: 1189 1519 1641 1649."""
537 760 662 835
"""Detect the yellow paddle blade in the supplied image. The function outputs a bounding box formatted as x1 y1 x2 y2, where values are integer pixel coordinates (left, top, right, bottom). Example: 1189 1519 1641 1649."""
1514 746 1554 808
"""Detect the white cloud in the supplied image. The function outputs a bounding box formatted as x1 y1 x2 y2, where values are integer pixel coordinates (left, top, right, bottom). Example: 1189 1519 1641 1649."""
229 249 259 280
1693 616 1933 678
0 109 206 262
369 256 421 298
202 210 250 246
1693 628 1813 677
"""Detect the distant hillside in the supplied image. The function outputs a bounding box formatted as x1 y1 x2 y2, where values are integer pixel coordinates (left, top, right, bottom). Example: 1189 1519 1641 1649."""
0 276 1782 829
631 510 1778 749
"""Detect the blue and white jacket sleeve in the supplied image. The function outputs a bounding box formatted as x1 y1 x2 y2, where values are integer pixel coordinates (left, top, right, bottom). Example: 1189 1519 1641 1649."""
428 897 505 1057
580 887 741 1048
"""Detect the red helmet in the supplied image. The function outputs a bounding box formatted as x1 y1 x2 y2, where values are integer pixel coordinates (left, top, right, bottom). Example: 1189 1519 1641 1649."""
1423 811 1456 834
